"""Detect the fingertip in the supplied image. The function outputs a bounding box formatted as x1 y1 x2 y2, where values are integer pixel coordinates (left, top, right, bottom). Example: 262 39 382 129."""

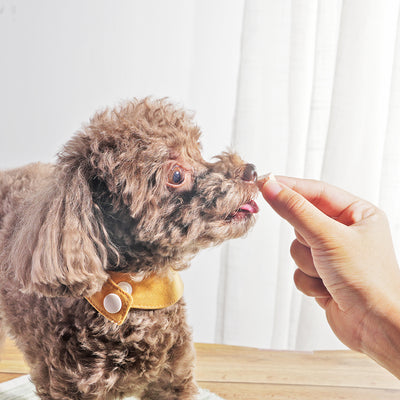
293 268 331 298
259 174 284 200
293 268 303 290
257 172 277 186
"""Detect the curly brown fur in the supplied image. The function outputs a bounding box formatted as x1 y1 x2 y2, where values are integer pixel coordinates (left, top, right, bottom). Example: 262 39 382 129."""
0 98 258 399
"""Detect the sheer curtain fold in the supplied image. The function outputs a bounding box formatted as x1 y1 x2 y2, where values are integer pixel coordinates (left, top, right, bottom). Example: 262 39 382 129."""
322 0 400 202
218 0 400 350
381 5 400 259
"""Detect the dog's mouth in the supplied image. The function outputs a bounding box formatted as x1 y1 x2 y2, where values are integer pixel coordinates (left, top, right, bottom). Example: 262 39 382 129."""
226 200 259 222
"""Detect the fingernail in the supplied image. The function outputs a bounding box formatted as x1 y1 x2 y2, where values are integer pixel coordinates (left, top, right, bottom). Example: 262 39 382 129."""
256 173 277 189
261 174 283 198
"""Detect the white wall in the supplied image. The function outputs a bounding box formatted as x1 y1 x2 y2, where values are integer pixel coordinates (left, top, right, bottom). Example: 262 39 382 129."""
0 0 245 343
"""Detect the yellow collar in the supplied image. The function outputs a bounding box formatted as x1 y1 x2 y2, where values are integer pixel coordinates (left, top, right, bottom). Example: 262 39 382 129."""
85 268 184 325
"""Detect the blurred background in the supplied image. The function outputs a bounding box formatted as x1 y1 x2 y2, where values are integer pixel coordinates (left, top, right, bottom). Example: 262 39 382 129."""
1 0 399 351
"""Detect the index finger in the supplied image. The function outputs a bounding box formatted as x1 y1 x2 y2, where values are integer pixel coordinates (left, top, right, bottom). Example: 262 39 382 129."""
274 176 360 220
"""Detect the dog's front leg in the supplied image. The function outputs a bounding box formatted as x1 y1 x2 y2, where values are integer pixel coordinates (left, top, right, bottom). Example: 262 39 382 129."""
140 339 198 400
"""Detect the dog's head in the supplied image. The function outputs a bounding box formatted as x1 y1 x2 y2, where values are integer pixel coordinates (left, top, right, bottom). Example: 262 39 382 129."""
12 99 259 297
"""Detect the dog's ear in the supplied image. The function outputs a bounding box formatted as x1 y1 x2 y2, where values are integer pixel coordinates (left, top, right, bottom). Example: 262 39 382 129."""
10 168 111 297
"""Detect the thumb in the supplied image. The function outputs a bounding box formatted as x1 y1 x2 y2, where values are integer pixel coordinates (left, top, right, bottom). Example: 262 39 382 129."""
261 177 339 246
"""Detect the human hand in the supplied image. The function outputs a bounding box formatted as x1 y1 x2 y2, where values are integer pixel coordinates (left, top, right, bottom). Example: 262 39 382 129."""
259 175 400 377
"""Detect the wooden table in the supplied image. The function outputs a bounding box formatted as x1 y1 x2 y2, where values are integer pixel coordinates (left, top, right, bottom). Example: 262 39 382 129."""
1 339 400 399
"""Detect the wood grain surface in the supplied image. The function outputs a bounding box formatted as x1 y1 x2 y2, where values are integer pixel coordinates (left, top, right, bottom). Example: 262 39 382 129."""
1 339 400 399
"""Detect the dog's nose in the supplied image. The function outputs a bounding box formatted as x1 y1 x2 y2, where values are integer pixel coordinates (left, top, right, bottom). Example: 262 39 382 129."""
242 163 258 182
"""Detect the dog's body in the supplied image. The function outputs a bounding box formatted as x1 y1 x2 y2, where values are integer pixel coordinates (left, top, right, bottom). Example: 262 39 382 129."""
0 99 258 399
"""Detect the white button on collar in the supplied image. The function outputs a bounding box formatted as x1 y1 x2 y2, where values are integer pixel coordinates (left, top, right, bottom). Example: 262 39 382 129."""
118 281 132 295
103 293 122 314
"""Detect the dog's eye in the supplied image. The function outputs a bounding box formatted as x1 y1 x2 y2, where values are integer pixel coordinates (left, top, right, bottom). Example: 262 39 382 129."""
167 165 186 187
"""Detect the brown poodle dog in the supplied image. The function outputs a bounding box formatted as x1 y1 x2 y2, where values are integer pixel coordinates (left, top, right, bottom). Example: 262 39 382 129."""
0 98 259 399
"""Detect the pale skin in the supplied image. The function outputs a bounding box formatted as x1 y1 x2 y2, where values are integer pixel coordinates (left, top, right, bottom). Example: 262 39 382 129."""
259 175 400 379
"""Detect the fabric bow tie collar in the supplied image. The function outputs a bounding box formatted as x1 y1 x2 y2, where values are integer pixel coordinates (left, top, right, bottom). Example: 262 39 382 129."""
85 268 184 325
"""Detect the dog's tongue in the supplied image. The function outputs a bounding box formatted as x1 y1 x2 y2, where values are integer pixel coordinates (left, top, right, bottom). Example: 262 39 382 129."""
239 200 259 214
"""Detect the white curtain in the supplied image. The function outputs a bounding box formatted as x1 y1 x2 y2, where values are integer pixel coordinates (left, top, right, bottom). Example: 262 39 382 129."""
217 0 400 350
1 0 400 351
